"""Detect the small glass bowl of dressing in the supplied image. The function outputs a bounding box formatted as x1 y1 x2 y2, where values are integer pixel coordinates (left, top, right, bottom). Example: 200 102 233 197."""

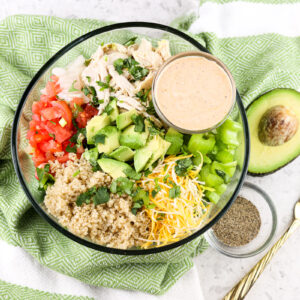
152 51 236 134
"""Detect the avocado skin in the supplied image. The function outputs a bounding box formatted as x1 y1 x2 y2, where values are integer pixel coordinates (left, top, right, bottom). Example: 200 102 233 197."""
247 88 300 176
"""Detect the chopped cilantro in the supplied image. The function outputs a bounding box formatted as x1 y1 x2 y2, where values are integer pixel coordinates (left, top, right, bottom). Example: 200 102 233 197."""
113 57 149 80
163 174 169 182
84 59 92 66
113 58 124 74
131 114 145 132
81 86 90 96
94 133 106 144
146 101 156 115
110 177 134 195
76 186 110 206
123 168 141 180
169 182 181 199
93 186 110 205
136 89 150 102
66 144 77 153
123 36 137 46
96 80 110 91
144 169 151 177
131 199 143 215
104 104 114 115
49 133 55 140
72 170 80 177
175 158 193 176
148 126 161 136
86 76 91 83
69 80 79 92
36 164 54 192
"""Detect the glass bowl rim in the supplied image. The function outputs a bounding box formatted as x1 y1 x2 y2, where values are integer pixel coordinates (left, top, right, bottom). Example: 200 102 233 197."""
204 182 277 258
11 21 250 255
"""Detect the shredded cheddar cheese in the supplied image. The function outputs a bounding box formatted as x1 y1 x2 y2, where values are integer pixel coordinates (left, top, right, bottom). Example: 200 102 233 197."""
137 155 211 248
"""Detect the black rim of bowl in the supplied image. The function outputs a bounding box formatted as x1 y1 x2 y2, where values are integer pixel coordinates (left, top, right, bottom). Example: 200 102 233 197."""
11 21 250 255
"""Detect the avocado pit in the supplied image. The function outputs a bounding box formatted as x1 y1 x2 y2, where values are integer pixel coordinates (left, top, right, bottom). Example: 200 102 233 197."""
258 105 298 146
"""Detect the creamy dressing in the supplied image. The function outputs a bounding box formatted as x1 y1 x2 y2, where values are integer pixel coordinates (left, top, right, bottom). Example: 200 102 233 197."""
154 55 234 131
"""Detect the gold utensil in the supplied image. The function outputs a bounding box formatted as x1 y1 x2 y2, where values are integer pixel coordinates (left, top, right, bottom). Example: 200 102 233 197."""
224 200 300 300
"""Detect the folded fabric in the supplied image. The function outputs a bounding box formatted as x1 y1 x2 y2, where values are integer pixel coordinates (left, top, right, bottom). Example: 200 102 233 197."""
0 12 299 296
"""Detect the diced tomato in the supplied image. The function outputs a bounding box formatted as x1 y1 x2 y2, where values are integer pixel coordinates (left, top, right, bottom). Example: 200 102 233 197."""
45 121 72 143
32 149 47 166
76 104 98 128
57 153 69 164
50 75 59 83
39 140 62 153
70 97 84 110
40 107 61 120
27 76 89 168
52 100 73 129
45 81 61 100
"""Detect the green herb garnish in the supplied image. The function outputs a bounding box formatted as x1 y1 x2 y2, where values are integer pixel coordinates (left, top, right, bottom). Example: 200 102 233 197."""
113 58 124 74
36 164 55 192
94 133 106 144
123 168 141 180
93 186 110 205
136 89 150 102
131 114 145 133
84 59 92 66
72 170 80 177
123 36 137 46
49 133 56 140
69 80 79 92
146 101 156 115
175 158 193 177
66 144 77 153
110 177 134 195
169 182 181 199
113 57 149 80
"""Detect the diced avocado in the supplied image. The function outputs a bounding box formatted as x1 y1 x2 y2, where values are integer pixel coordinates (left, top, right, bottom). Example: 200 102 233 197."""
97 158 133 179
116 109 137 130
134 148 153 172
247 89 300 175
86 114 111 144
105 99 119 122
83 147 98 166
120 124 149 149
110 146 135 162
144 135 171 170
97 126 120 154
188 133 215 155
165 127 183 155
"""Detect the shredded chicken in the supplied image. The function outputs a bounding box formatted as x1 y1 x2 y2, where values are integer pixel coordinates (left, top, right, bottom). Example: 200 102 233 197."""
131 39 163 70
51 39 171 124
156 40 171 61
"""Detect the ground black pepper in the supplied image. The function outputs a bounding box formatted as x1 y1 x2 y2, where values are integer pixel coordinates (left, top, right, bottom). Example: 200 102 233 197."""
213 196 261 247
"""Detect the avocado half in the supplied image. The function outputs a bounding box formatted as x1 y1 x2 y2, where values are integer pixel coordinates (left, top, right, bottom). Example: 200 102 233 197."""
247 89 300 175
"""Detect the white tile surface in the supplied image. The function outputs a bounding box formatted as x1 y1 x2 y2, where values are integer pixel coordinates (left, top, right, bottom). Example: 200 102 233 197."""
1 0 300 299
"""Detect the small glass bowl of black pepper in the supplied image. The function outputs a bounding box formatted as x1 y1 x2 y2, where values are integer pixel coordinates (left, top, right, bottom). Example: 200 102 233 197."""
204 182 277 258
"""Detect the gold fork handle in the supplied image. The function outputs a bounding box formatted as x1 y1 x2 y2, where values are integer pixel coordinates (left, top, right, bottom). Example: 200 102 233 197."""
223 220 300 300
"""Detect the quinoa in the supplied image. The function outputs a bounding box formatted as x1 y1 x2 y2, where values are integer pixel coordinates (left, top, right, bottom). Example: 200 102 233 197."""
44 155 150 249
